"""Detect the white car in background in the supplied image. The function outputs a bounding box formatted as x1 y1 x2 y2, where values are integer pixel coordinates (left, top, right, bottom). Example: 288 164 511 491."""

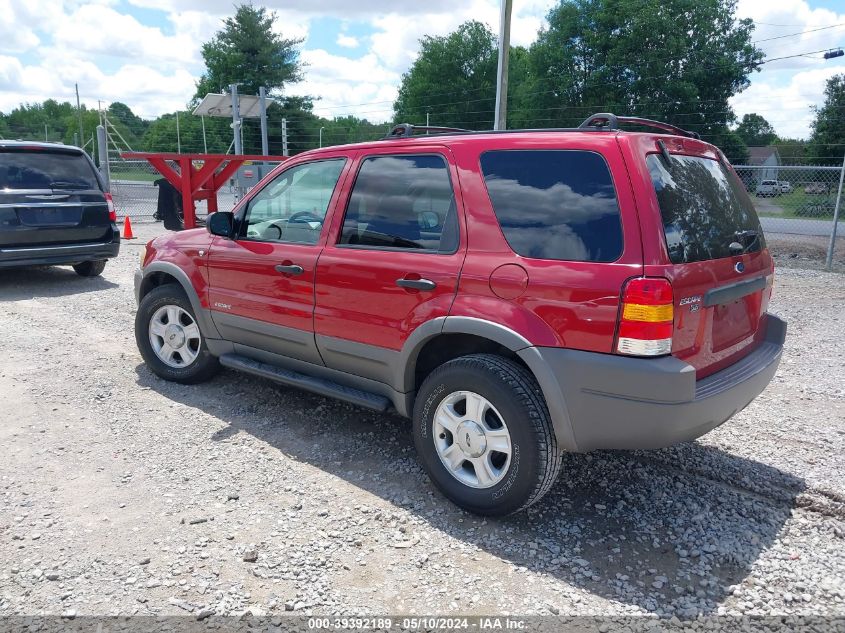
755 180 780 197
778 181 793 194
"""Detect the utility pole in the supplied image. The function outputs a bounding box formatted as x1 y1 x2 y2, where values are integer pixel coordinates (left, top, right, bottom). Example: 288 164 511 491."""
44 124 48 142
96 125 110 190
230 83 243 155
259 86 269 156
319 126 325 148
201 116 208 154
75 84 84 150
282 118 288 156
175 111 182 154
493 0 513 131
826 152 845 270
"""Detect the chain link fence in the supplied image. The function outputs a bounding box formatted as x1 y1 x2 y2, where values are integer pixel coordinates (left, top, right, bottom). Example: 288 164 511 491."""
732 164 844 270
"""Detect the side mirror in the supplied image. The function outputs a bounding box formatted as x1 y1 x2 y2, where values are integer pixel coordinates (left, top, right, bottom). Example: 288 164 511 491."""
207 212 234 238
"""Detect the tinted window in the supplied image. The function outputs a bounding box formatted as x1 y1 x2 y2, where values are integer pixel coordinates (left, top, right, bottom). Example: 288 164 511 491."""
647 154 764 264
0 150 100 190
242 159 344 245
339 155 458 252
480 150 623 262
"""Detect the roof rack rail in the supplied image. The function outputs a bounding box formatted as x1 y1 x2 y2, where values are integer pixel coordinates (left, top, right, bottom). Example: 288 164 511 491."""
384 123 473 139
578 112 700 139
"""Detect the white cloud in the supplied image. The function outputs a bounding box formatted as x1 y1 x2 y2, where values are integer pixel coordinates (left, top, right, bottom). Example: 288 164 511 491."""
730 0 845 138
369 0 554 72
126 0 456 16
737 0 845 70
0 0 62 53
0 51 197 119
730 66 844 139
52 5 200 65
298 49 399 121
336 34 359 49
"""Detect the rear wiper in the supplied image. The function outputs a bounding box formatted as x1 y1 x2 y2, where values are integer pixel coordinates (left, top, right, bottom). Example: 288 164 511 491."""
730 230 759 255
49 180 86 190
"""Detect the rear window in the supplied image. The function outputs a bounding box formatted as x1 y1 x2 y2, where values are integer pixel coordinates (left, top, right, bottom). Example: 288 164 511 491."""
0 149 100 190
647 154 764 264
480 150 623 262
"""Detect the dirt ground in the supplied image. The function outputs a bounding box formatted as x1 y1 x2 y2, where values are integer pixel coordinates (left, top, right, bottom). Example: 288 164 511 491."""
1 222 843 623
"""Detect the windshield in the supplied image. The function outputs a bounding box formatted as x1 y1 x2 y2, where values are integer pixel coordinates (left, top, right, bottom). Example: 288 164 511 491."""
0 150 101 190
647 154 764 264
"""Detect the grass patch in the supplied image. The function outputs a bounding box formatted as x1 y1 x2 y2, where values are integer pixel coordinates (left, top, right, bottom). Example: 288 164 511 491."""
109 169 159 182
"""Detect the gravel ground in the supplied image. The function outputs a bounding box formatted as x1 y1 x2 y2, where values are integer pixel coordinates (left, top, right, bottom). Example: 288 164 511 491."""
0 223 843 623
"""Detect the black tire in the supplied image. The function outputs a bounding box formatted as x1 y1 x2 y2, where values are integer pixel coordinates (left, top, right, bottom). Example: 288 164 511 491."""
72 260 106 277
135 284 220 384
413 354 562 516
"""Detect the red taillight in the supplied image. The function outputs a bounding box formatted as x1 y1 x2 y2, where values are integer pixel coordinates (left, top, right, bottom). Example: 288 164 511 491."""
104 192 117 222
617 277 674 356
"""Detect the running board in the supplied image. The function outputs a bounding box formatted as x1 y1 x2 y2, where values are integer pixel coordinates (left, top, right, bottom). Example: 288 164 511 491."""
218 354 391 412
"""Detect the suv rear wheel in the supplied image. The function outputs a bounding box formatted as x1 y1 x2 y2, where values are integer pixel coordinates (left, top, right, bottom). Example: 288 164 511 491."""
72 260 106 277
413 354 562 516
135 284 220 384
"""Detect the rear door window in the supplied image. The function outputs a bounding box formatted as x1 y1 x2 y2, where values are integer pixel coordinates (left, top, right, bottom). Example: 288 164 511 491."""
338 154 458 253
647 154 764 264
479 150 623 262
0 149 101 190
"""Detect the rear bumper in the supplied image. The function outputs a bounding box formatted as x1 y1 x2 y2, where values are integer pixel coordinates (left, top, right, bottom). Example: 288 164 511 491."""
520 314 786 452
0 228 120 268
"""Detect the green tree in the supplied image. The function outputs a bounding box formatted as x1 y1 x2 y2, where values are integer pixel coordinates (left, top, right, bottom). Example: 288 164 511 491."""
715 130 750 164
808 74 845 164
735 113 777 146
108 102 148 139
516 0 762 136
393 21 501 130
194 4 303 102
5 100 73 142
774 138 809 165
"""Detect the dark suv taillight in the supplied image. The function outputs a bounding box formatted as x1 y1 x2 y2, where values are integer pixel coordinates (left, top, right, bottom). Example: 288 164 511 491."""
104 192 117 222
617 277 673 356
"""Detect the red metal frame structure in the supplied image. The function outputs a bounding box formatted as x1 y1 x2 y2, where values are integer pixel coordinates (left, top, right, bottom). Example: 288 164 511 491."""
121 153 287 229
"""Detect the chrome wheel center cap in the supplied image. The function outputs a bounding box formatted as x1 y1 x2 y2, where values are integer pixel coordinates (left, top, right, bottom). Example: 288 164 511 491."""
456 420 487 458
165 324 186 349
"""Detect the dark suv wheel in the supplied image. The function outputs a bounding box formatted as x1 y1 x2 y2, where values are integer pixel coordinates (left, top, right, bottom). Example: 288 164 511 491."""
72 260 106 277
135 284 220 384
413 354 562 516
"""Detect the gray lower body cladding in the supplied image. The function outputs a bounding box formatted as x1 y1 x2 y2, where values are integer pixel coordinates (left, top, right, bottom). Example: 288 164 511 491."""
522 314 786 452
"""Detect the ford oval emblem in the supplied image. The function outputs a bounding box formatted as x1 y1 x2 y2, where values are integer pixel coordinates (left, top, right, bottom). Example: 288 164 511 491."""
735 262 745 273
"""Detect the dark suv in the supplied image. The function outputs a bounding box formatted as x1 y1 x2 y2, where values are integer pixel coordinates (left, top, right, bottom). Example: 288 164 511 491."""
134 114 786 516
0 141 120 276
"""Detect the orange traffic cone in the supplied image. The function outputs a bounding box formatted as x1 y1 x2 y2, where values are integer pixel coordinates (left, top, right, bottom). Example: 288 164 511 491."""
122 216 135 240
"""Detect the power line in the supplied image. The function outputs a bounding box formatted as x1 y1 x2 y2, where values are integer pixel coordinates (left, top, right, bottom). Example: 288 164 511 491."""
752 23 845 44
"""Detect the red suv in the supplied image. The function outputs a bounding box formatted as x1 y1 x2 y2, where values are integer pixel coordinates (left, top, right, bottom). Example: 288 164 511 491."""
134 114 786 516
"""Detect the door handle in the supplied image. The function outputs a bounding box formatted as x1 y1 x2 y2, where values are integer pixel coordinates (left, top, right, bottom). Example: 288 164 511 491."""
275 264 304 275
396 277 436 291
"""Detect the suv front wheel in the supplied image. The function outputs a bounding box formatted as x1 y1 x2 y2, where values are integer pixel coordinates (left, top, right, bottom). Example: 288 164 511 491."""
135 284 220 384
413 354 562 516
